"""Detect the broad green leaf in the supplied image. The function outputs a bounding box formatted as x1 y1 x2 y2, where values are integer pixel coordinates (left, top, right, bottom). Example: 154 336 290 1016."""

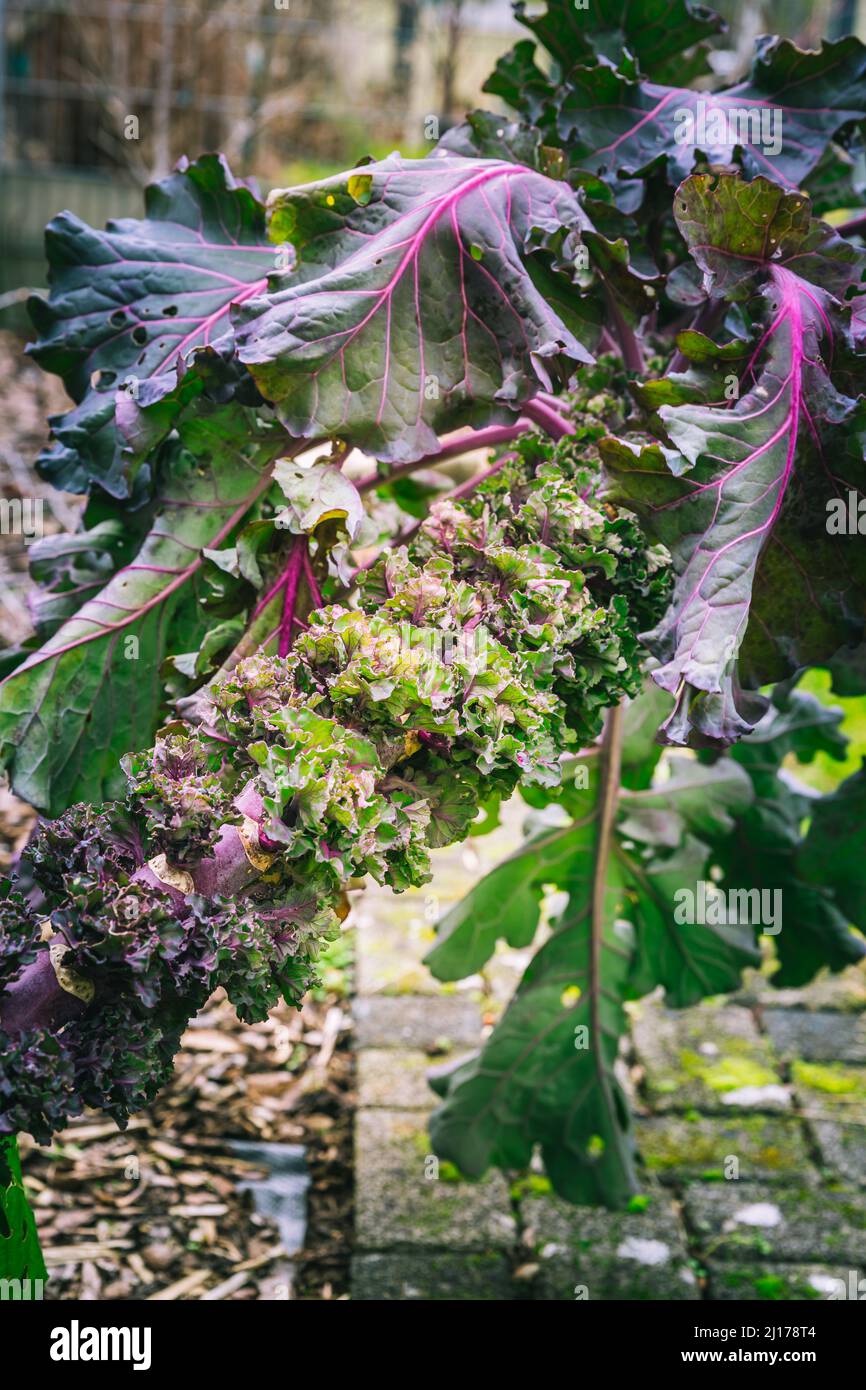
729 685 848 797
28 154 274 498
632 330 752 414
429 747 640 1207
619 756 752 849
425 816 591 980
0 515 145 682
427 705 759 1206
673 174 865 303
716 687 865 985
618 758 757 1005
483 42 558 126
25 519 140 641
487 0 724 93
234 154 595 462
436 124 662 326
0 1136 47 1287
619 679 673 788
800 765 866 927
430 894 639 1207
439 108 551 169
428 685 865 1202
802 139 866 219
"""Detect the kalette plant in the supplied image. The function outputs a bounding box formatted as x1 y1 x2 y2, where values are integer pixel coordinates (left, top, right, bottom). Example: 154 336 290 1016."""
2 0 866 1278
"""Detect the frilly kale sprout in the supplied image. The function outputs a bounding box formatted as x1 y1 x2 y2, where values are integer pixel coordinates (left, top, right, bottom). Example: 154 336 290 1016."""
0 434 669 1141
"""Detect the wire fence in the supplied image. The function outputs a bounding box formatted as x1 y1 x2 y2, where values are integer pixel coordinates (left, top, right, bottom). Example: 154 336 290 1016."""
0 0 518 179
0 0 518 299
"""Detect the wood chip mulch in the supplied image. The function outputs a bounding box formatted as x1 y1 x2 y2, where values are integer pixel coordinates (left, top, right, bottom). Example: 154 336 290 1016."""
18 983 355 1302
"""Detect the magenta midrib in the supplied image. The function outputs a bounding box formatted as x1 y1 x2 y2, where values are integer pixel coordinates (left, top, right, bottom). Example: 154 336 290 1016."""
153 277 268 375
68 247 273 385
270 159 516 295
641 80 856 119
4 468 277 678
654 305 792 516
293 163 527 425
584 82 855 181
300 170 536 419
656 375 792 517
670 266 807 637
592 89 680 156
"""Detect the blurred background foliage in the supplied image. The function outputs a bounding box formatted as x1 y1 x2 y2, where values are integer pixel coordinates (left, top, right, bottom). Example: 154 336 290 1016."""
793 671 866 792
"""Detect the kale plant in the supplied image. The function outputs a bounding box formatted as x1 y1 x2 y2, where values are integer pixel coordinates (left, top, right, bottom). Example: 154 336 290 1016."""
2 0 866 1271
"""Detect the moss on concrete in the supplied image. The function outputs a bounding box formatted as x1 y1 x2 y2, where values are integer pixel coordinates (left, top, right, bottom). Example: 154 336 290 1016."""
713 1267 825 1300
679 1048 778 1092
793 1060 866 1099
637 1114 814 1182
633 1003 785 1113
684 1182 866 1265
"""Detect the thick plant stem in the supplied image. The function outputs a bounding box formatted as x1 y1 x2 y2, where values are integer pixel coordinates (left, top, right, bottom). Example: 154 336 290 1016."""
522 397 574 438
179 537 320 713
234 532 312 663
591 703 624 947
535 390 573 416
355 419 533 492
355 391 573 496
0 949 88 1034
301 549 324 610
590 706 625 999
588 701 631 1181
278 537 307 658
605 294 646 374
351 398 577 582
447 455 512 501
357 455 517 563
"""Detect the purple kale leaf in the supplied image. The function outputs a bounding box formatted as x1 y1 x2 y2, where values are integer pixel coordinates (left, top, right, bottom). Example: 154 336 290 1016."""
557 35 866 191
233 153 596 462
27 154 274 498
602 174 866 746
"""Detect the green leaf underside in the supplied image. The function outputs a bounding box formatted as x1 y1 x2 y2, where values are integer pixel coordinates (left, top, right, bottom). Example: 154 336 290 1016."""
719 687 866 986
800 763 866 928
427 683 866 1200
25 521 139 642
503 0 725 79
234 154 595 462
427 695 759 1206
